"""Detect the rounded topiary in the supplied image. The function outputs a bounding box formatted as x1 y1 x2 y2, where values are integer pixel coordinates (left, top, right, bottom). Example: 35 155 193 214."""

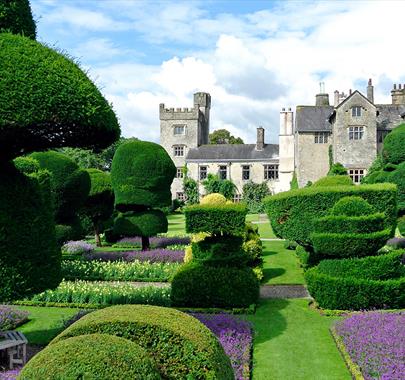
18 333 161 380
312 175 353 187
13 156 40 174
0 162 60 300
30 151 91 222
111 140 176 210
51 305 234 380
113 210 168 237
0 33 120 160
200 193 227 205
328 163 347 176
0 0 36 40
330 196 376 216
382 123 405 165
171 262 259 308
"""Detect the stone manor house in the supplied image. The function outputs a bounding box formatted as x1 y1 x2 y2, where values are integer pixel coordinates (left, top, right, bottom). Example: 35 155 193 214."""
159 80 405 200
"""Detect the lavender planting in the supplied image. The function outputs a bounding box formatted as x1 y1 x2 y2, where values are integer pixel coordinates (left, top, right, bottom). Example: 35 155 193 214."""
192 313 252 380
85 249 184 263
0 368 20 379
0 305 29 331
62 241 95 256
116 236 190 248
335 311 405 380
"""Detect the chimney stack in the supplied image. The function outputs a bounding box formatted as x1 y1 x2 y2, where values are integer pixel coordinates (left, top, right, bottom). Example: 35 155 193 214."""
367 78 374 103
315 82 330 106
334 90 339 107
256 127 265 151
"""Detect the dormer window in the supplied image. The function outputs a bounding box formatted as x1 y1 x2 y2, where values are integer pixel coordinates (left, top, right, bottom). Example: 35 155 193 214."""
351 106 362 117
174 125 185 135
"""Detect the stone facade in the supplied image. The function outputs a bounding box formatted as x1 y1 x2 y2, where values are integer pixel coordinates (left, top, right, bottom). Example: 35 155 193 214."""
159 81 405 199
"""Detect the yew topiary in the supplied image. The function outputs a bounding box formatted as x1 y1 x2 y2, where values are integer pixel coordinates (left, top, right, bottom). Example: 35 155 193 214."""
382 123 405 165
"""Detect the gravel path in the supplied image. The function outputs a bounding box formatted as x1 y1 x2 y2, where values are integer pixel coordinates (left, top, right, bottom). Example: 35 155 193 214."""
260 285 310 299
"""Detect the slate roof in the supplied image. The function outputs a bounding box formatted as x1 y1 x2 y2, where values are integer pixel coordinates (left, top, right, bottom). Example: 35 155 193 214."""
295 105 334 132
186 144 279 162
376 104 405 130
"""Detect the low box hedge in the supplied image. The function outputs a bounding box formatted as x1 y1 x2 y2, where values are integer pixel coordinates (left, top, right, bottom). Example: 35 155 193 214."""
305 251 405 310
19 333 161 380
264 183 397 247
184 203 247 235
51 304 234 380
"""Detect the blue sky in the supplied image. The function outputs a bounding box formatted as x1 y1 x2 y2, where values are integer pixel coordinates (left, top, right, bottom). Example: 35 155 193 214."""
31 0 405 143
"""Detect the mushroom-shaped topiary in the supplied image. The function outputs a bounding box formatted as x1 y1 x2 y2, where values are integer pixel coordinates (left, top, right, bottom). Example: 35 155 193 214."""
110 140 176 249
310 196 391 259
0 33 120 161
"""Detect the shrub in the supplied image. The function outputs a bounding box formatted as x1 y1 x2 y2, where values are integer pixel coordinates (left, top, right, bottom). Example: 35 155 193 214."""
328 163 348 176
330 196 375 216
202 174 236 199
13 156 39 174
0 33 120 161
264 183 397 248
51 305 234 380
200 192 227 205
183 176 199 205
0 162 60 301
312 175 353 187
399 216 405 236
243 239 263 266
0 305 29 330
0 0 36 39
185 203 247 235
113 210 168 237
284 240 298 250
295 245 311 268
382 123 405 165
171 262 259 308
18 334 161 380
242 181 271 213
305 251 405 310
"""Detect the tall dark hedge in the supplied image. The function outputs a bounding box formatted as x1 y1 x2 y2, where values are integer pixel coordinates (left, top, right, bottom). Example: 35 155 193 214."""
382 124 405 165
0 33 120 160
111 140 176 210
0 0 36 39
0 162 60 301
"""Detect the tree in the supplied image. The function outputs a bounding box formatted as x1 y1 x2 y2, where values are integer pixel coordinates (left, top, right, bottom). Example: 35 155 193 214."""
83 169 114 247
110 140 176 250
0 0 36 39
202 174 236 199
242 181 270 213
209 129 244 144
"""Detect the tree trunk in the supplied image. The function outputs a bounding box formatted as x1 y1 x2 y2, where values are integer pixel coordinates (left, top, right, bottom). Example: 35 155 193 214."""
94 223 102 247
141 236 150 251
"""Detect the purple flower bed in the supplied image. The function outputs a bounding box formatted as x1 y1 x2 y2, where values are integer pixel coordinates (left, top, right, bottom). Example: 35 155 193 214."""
0 368 20 379
192 313 252 380
0 306 29 331
116 236 190 248
85 249 184 263
62 241 95 255
335 311 405 380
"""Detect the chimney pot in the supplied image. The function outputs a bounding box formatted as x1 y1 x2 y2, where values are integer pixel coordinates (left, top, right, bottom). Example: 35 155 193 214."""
394 84 397 90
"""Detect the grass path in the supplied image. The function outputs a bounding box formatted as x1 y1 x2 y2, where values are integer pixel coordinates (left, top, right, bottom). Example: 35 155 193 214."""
247 299 351 380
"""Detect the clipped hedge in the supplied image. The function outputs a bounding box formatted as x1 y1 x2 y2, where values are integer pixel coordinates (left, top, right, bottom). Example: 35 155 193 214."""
185 204 247 235
330 196 375 216
171 262 259 308
113 210 168 237
264 183 397 247
18 333 161 380
305 251 405 310
111 140 176 210
0 0 36 39
382 123 405 165
312 175 353 187
399 216 405 236
51 305 234 380
0 33 120 160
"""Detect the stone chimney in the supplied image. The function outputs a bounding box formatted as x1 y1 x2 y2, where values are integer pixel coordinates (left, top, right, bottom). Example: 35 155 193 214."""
315 82 330 106
391 83 405 105
334 90 339 107
256 127 265 151
367 78 374 103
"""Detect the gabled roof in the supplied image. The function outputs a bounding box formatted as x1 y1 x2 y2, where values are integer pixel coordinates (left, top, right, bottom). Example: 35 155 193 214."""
186 144 279 162
295 105 333 132
335 90 375 109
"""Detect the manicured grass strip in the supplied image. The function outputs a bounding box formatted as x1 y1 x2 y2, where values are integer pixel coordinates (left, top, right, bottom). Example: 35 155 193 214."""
261 241 305 285
166 213 188 236
15 306 80 345
246 214 277 239
246 299 351 380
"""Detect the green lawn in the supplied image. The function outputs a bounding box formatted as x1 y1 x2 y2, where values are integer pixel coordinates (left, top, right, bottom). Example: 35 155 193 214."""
15 306 80 345
166 213 187 236
247 299 350 380
262 241 305 285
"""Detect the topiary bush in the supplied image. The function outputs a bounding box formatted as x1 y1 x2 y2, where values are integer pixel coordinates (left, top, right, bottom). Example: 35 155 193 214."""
0 33 120 160
329 196 376 216
264 183 397 249
171 262 259 308
305 251 405 310
18 333 161 380
200 192 227 205
0 0 36 39
312 175 353 187
382 123 405 165
113 210 168 237
51 305 234 380
327 163 348 176
0 162 60 301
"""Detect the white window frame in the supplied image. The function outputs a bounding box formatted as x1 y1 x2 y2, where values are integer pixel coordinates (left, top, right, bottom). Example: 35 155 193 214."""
176 192 186 201
264 164 279 180
242 165 250 181
233 194 242 203
219 165 227 180
176 167 183 179
199 166 207 180
351 106 362 117
348 169 365 184
314 132 329 144
173 125 186 135
348 126 364 140
173 145 185 156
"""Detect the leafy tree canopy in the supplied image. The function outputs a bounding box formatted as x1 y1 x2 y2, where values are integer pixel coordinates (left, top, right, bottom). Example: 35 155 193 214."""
0 33 120 160
0 0 36 39
209 129 244 144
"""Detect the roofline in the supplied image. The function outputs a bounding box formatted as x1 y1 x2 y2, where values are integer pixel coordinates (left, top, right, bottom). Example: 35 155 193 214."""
185 158 279 163
335 90 375 109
